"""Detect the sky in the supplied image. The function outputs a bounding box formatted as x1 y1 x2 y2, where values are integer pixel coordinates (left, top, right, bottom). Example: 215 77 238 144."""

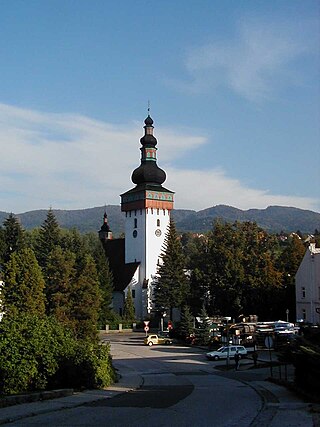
0 0 319 214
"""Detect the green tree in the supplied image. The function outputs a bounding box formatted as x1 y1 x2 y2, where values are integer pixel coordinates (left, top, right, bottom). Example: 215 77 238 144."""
154 219 189 319
277 234 306 321
71 254 101 341
35 209 61 269
2 213 25 265
195 305 211 345
0 226 5 274
0 313 115 395
189 220 283 320
179 305 194 339
3 247 46 316
92 241 113 327
60 228 88 272
123 287 135 323
45 246 76 324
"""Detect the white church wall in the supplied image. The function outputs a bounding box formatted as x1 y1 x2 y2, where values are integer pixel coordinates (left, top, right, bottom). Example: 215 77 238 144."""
145 208 170 280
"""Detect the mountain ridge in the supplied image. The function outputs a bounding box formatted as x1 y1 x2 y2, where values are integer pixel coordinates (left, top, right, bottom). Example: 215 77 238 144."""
0 204 319 235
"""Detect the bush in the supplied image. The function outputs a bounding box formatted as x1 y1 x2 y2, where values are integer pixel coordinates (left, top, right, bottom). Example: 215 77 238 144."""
0 313 115 395
48 340 116 390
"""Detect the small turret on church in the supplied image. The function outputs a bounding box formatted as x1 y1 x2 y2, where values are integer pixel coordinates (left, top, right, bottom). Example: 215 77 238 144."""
99 211 113 242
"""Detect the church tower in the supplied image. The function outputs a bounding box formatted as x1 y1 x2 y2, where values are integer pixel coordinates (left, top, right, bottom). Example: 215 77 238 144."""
121 115 174 317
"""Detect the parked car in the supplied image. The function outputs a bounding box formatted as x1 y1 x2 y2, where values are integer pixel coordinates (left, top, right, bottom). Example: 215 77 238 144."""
206 345 247 360
144 334 173 346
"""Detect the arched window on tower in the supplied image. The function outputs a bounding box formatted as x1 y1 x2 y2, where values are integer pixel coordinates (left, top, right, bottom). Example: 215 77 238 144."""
157 219 160 227
134 218 137 228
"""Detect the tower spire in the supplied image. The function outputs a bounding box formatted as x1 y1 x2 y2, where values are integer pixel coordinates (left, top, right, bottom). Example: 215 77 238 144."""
99 209 112 242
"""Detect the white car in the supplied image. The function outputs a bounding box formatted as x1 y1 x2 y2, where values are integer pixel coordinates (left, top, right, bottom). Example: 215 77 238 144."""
206 345 247 360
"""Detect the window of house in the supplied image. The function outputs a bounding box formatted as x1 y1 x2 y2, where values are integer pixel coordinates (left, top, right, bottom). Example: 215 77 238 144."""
132 290 135 298
302 309 306 320
134 218 137 228
302 287 306 298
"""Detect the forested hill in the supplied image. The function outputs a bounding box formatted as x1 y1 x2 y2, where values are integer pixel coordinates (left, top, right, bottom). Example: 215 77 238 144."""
0 204 319 236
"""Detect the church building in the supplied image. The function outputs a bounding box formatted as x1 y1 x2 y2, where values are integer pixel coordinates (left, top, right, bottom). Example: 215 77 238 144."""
99 115 174 320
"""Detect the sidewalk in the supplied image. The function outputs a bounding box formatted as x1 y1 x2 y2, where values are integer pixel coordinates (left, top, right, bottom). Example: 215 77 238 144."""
0 371 143 425
213 356 320 426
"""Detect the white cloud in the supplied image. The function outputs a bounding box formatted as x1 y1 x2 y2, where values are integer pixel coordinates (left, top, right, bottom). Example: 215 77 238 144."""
167 168 318 211
0 103 318 214
167 17 317 101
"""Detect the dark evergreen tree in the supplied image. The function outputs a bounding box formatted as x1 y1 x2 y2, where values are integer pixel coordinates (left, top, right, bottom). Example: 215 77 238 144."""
2 213 25 265
35 209 61 269
195 305 211 345
60 228 88 273
154 219 189 319
123 287 135 323
3 247 45 316
0 226 5 275
71 254 101 341
179 305 194 339
45 246 76 323
278 234 306 321
92 241 113 327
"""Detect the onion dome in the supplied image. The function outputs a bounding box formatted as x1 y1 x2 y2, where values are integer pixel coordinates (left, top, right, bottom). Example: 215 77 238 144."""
131 116 166 186
144 115 153 126
140 115 157 147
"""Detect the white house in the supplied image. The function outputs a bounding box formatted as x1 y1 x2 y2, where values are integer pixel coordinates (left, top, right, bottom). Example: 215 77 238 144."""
295 243 320 324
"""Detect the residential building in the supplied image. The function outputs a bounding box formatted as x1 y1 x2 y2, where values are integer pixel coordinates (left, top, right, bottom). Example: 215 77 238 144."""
295 243 320 324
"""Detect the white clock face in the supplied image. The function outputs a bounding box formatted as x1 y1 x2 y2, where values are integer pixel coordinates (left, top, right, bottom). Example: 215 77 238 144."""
155 229 162 237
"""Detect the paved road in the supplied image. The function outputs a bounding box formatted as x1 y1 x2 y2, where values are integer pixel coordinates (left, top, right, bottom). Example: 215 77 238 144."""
4 334 260 426
2 333 316 426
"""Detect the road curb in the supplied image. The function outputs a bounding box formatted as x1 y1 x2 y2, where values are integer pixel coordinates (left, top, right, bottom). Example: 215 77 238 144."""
0 389 74 408
0 373 144 425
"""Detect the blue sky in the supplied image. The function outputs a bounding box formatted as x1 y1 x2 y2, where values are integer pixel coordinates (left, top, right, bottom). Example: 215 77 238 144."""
0 0 319 214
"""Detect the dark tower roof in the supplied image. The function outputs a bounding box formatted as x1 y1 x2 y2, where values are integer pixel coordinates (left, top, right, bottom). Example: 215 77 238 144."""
99 211 113 242
131 115 166 186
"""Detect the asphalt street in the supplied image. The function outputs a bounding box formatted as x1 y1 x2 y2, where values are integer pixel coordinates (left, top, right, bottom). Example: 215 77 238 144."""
0 332 318 426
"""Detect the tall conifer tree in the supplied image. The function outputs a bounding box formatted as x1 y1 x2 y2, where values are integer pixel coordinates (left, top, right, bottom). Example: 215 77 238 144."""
71 254 101 341
93 241 113 326
2 214 25 265
123 287 135 323
36 209 61 269
45 246 76 322
154 219 189 319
